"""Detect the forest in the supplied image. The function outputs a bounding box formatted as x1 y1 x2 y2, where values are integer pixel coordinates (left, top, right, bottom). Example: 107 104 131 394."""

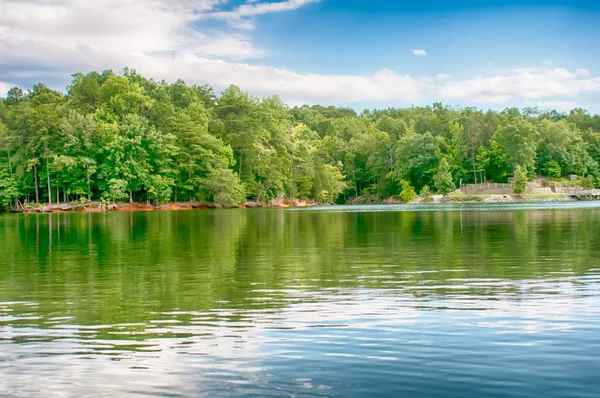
1 68 600 210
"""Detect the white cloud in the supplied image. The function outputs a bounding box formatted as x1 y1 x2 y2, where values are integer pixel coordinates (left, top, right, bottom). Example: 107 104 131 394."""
0 1 599 110
210 0 319 18
536 101 580 112
0 82 16 97
226 19 258 30
575 68 591 78
206 0 320 29
411 49 427 56
137 58 421 103
438 68 600 104
133 60 600 108
0 0 263 72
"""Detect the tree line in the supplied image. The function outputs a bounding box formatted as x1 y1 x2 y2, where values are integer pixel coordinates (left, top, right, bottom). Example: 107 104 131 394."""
1 68 600 209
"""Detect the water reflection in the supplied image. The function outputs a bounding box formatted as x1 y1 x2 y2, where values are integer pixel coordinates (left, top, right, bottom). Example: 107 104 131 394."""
1 207 600 396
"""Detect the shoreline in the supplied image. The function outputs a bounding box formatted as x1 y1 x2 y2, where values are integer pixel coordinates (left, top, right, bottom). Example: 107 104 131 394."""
7 194 597 214
412 193 579 205
9 199 327 214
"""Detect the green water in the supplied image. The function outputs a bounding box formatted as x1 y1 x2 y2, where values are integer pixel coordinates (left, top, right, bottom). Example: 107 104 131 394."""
1 204 600 397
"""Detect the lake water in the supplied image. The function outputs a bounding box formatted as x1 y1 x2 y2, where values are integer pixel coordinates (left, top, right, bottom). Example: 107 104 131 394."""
1 204 600 397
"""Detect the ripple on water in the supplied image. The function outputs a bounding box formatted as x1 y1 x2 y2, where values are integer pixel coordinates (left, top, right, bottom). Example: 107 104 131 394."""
0 208 600 396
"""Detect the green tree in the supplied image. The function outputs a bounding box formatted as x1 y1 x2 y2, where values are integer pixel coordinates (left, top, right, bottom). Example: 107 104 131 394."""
67 72 100 114
399 180 417 202
434 158 456 196
543 160 562 178
2 68 600 211
459 110 485 183
396 131 439 189
60 112 99 199
512 165 528 194
103 179 129 202
26 84 65 204
200 167 246 207
421 185 433 202
147 175 173 206
501 120 537 173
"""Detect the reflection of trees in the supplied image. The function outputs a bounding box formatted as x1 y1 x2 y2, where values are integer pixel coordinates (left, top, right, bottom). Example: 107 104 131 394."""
0 208 599 328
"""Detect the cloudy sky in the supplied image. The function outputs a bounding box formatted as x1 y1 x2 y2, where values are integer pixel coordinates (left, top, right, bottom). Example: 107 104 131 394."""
1 0 599 111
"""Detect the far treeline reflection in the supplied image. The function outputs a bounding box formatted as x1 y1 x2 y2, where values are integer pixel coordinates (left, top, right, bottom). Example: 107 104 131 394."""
0 209 599 328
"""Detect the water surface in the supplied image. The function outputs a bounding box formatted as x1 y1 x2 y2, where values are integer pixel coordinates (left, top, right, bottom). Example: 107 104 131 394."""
1 205 599 397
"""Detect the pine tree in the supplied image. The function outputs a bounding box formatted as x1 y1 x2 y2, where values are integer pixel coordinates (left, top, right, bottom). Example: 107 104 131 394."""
434 158 456 196
399 180 417 202
512 165 528 194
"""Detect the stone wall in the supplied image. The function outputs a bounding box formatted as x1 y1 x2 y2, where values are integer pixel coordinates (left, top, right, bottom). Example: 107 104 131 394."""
463 183 553 195
463 183 512 195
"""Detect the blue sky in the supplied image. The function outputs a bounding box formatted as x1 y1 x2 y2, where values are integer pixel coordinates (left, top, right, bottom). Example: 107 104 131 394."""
256 1 598 73
1 0 599 112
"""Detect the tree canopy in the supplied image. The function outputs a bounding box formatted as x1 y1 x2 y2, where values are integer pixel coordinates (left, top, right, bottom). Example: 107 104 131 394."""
1 68 599 209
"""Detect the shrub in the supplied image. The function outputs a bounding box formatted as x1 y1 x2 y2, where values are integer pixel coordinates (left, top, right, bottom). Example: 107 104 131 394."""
399 180 417 203
543 161 562 178
102 179 129 202
421 185 433 202
512 165 528 194
581 176 595 189
434 158 456 196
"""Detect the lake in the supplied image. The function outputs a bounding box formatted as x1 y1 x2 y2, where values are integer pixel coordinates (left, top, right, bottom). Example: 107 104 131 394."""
1 204 600 397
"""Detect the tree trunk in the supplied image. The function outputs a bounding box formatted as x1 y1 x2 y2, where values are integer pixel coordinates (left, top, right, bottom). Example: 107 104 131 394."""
33 163 39 203
7 150 13 178
56 184 60 205
87 171 91 200
289 158 294 200
129 189 133 203
45 147 52 205
471 145 477 184
187 169 192 201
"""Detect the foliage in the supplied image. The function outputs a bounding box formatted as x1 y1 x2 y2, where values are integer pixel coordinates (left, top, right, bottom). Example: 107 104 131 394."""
543 160 562 178
434 158 456 196
200 167 246 207
0 68 600 211
501 121 537 173
103 179 129 202
148 175 173 206
421 185 432 202
512 165 529 194
399 180 417 203
581 176 595 190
